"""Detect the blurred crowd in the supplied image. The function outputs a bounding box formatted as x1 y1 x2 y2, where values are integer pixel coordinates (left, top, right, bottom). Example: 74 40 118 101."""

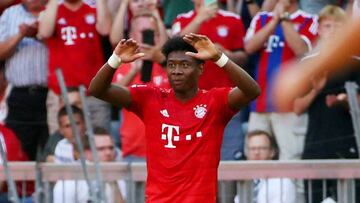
0 0 359 202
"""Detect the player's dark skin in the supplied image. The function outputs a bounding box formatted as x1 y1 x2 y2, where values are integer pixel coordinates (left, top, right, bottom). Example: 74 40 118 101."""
89 33 260 111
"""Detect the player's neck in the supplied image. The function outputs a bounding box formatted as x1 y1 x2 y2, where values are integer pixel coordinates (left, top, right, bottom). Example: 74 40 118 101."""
174 88 198 102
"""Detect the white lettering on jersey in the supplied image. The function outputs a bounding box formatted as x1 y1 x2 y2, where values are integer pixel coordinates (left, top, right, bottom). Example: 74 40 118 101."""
161 124 203 148
161 124 179 148
61 26 77 45
265 35 284 53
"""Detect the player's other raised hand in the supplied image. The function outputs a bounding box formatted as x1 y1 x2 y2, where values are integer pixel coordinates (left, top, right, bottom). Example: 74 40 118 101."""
113 38 145 63
183 33 221 62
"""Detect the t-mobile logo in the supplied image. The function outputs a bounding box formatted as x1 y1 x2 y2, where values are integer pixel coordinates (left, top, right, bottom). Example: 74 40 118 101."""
61 26 77 45
265 35 284 52
161 124 203 149
161 124 179 148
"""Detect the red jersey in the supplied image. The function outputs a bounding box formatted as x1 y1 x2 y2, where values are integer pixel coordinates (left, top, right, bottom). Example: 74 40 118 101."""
47 3 104 94
245 10 318 112
0 124 33 196
113 63 169 158
127 86 234 202
172 10 246 89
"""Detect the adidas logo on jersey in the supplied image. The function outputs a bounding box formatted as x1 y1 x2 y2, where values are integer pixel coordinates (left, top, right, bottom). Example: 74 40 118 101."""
160 109 169 118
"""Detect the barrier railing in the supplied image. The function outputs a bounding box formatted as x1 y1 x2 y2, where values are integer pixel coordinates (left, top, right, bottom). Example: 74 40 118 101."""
1 160 360 203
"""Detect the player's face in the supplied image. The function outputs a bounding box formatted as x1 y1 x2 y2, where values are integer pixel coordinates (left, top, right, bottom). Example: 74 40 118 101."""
246 134 275 161
58 114 85 143
94 136 116 162
166 51 203 93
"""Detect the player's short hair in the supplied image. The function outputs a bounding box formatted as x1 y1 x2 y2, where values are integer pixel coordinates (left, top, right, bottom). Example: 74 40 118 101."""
246 130 279 160
161 36 204 64
57 105 84 123
318 5 346 23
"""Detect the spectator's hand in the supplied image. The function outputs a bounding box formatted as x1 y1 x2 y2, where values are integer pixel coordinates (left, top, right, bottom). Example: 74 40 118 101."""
131 60 142 73
19 22 38 38
326 93 348 108
114 39 145 63
144 0 157 11
140 44 165 63
194 3 218 24
183 33 221 61
273 0 290 21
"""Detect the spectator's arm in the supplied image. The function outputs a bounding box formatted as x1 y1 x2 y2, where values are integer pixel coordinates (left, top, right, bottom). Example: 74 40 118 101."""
116 62 141 86
216 44 248 67
153 9 169 45
178 4 217 36
96 0 112 36
38 0 58 39
261 0 278 12
0 0 15 8
244 17 279 54
0 32 23 60
247 1 261 18
281 20 309 57
108 181 125 203
0 21 38 60
293 88 317 115
109 0 128 46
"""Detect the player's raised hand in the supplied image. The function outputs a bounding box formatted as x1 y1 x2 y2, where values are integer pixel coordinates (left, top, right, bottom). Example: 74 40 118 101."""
183 33 221 62
113 39 145 63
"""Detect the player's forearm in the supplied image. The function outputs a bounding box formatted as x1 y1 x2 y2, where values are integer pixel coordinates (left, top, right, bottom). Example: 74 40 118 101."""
109 0 127 45
96 0 112 36
38 0 58 39
245 19 278 54
281 21 309 56
89 63 132 107
89 63 117 98
224 60 260 101
0 33 23 60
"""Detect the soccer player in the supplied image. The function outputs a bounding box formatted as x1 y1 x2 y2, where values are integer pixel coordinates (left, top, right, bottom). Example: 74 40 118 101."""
89 33 260 202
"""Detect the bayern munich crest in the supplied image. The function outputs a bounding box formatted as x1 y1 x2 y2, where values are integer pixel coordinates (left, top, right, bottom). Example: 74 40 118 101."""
193 104 207 119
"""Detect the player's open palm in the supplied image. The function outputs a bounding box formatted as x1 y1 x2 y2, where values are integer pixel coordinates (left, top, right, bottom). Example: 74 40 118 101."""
183 33 220 61
113 39 145 63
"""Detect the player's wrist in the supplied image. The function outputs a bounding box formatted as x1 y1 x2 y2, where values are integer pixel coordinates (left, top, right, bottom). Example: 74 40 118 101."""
214 53 229 68
107 53 122 69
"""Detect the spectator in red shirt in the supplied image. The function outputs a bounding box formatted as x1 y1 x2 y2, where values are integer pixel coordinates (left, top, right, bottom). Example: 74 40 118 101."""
0 124 33 202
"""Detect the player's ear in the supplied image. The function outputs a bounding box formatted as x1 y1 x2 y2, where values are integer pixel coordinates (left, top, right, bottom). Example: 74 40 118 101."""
198 63 204 75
